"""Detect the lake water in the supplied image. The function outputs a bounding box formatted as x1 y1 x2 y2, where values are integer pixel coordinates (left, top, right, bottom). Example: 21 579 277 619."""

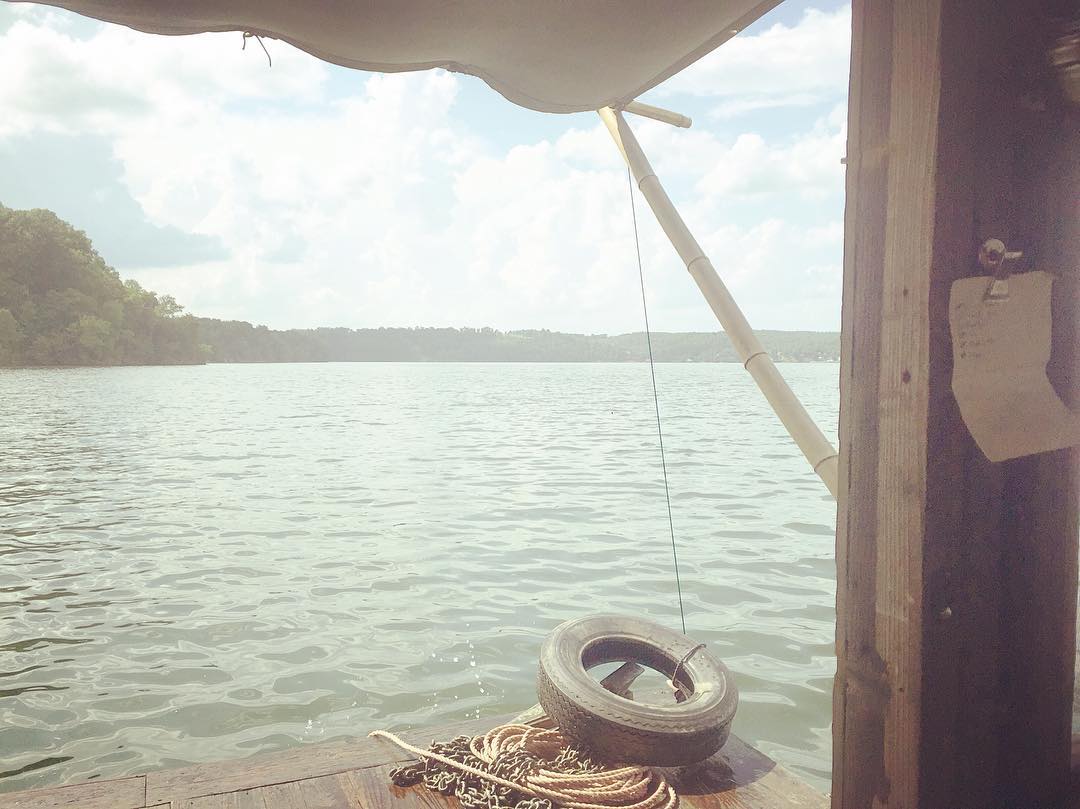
0 362 839 794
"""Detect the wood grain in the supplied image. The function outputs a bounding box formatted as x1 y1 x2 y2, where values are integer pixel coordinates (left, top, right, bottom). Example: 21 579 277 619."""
662 736 827 809
180 789 264 809
297 775 353 809
875 3 941 808
254 782 308 809
0 776 146 809
920 2 1078 806
836 1 1079 807
834 1 932 807
831 1 893 806
1 715 823 809
145 715 496 805
347 766 445 809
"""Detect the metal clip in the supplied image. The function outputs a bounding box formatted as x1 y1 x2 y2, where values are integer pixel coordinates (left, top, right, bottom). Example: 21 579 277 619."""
978 238 1023 301
669 642 706 703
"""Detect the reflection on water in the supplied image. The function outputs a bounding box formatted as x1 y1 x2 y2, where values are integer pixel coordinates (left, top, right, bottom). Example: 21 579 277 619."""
0 362 838 792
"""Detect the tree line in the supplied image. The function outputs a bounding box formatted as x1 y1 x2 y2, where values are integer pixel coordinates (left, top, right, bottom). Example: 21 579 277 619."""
0 205 839 367
195 321 839 363
0 205 201 366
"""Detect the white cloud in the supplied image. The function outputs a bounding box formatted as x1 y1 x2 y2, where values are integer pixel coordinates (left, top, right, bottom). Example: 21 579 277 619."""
806 221 844 247
696 123 845 201
660 7 850 113
621 103 846 204
709 93 821 120
0 10 847 333
0 18 326 137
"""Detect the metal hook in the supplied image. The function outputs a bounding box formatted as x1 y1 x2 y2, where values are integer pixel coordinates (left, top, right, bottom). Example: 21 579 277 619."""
669 642 706 698
978 238 1023 301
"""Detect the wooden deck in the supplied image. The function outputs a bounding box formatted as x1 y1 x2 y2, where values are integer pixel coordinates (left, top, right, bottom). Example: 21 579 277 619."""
0 716 826 809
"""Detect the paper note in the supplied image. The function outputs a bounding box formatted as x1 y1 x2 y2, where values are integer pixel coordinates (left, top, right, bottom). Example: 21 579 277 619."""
949 271 1080 462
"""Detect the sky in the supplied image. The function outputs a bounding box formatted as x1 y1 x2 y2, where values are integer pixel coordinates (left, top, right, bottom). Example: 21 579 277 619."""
0 1 851 334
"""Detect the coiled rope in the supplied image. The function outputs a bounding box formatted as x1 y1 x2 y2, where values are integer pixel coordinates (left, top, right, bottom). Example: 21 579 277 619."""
371 723 677 809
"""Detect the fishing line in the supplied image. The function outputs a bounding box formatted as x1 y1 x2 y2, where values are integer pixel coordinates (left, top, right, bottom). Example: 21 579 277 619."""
625 167 686 635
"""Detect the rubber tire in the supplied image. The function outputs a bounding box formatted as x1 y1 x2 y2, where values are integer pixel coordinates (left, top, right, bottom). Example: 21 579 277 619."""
536 614 738 766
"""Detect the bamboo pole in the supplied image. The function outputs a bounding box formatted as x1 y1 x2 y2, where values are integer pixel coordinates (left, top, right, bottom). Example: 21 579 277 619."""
623 101 692 129
598 106 839 499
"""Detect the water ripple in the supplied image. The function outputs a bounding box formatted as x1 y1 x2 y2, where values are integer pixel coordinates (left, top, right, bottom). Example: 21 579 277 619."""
0 362 838 792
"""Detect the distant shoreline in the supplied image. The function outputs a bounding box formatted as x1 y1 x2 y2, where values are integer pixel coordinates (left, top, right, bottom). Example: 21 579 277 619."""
193 322 842 364
1 206 841 368
3 357 840 370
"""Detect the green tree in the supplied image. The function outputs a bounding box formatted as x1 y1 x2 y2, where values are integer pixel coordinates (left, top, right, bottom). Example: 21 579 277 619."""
0 204 204 367
70 315 117 365
0 308 20 364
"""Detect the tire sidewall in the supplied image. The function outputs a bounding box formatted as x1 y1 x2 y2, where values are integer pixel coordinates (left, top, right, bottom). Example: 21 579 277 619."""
536 614 738 765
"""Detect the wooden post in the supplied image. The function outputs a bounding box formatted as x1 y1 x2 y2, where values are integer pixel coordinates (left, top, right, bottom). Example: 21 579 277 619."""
834 1 1080 808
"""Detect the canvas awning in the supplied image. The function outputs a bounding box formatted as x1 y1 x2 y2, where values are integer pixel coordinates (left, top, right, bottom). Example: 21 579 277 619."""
18 0 779 113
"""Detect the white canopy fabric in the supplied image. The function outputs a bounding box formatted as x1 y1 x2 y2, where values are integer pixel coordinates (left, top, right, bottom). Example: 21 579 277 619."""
20 0 779 113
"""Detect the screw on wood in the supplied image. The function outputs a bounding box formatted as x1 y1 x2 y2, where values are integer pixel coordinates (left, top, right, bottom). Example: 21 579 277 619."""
978 238 1023 301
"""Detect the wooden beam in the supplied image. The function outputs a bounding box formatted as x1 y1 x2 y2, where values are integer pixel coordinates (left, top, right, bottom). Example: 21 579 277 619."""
834 2 939 806
835 2 1080 808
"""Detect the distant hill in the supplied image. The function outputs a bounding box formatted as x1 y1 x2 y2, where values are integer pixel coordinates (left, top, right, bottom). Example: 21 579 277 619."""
195 321 840 363
0 205 202 366
0 205 839 367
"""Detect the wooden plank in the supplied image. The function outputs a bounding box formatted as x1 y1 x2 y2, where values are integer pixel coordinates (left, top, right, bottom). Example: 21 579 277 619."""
873 4 941 808
239 777 352 809
834 2 938 807
918 2 1079 806
254 782 307 809
912 2 994 805
836 1 1080 807
830 0 892 805
0 719 823 809
346 767 450 809
663 736 827 809
994 11 1080 803
0 776 146 809
146 716 499 806
180 790 263 809
297 775 353 809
